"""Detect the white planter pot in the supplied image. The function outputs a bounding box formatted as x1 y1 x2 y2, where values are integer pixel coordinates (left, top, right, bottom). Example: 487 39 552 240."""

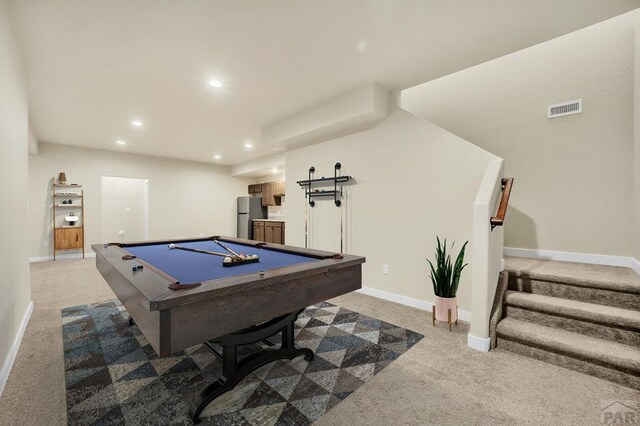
434 295 458 322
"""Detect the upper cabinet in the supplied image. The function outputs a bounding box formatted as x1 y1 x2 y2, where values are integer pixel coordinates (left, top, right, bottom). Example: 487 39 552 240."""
261 182 275 206
248 183 262 194
258 182 285 206
274 182 285 196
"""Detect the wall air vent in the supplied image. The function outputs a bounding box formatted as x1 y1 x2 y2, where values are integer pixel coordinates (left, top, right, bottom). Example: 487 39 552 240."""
548 99 582 119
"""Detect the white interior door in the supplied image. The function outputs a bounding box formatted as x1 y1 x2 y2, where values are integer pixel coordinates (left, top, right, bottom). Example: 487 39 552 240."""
101 176 149 243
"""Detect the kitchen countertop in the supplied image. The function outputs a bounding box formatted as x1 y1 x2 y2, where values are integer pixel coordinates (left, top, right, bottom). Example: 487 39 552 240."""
252 218 285 222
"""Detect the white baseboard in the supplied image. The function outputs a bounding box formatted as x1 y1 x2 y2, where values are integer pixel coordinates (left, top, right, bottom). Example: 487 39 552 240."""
0 301 33 398
632 258 640 276
504 247 640 276
467 334 490 352
355 286 471 322
30 251 95 263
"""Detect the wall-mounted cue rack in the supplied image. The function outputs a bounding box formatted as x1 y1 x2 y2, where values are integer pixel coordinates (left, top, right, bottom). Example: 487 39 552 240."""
297 162 353 252
296 162 352 207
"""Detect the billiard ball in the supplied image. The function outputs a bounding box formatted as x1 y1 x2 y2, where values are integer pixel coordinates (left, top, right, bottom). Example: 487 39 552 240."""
223 256 232 263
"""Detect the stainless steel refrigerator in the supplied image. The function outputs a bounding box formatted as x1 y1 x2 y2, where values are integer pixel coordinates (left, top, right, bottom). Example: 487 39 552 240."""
237 196 267 239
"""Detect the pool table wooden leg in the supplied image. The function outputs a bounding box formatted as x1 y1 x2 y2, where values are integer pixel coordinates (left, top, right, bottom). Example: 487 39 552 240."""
188 310 314 424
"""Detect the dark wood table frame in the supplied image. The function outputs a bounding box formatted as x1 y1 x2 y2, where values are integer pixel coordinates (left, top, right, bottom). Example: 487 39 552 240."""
93 236 365 424
189 310 313 422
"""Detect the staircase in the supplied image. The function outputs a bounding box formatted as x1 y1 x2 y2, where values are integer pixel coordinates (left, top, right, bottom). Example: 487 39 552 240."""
495 257 640 389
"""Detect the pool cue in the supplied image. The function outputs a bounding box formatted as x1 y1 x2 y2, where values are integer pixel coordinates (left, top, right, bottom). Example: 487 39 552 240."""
171 245 228 257
340 186 344 254
304 197 308 248
214 240 242 258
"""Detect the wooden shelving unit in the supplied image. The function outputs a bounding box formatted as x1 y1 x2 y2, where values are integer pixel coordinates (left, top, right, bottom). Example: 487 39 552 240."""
52 182 85 260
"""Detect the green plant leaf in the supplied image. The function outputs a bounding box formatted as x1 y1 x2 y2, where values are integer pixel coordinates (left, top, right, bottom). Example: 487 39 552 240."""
426 237 469 298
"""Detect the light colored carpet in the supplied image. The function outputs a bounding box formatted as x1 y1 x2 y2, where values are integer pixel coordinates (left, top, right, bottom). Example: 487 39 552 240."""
0 258 638 426
506 257 640 292
499 257 640 389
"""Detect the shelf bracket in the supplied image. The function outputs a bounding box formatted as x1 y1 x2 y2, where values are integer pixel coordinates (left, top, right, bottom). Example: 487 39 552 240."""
307 167 315 207
334 162 341 207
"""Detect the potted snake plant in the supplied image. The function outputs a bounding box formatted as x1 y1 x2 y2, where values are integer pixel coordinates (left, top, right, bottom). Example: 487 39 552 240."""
426 237 468 323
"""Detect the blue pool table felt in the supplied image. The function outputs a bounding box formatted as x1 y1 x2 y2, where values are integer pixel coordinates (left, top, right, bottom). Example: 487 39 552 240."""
125 241 317 284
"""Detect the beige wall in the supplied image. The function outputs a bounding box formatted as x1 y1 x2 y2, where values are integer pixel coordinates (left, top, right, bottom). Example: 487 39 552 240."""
634 13 640 263
470 159 505 345
101 176 148 243
29 143 251 259
285 108 498 312
254 173 285 184
0 0 31 388
402 12 636 257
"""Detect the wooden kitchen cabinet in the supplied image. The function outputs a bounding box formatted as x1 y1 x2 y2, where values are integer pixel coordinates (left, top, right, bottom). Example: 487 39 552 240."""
55 228 84 250
261 183 275 206
252 220 284 244
248 183 262 194
265 222 281 244
260 182 285 206
274 182 285 196
253 221 265 241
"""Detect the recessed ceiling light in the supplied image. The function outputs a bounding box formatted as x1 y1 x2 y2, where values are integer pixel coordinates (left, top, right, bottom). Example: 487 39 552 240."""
131 120 143 127
208 79 223 88
116 140 126 145
356 38 369 52
244 142 253 149
213 154 221 159
272 167 278 173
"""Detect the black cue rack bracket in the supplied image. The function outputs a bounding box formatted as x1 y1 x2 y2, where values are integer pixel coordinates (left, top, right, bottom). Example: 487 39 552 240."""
297 162 352 207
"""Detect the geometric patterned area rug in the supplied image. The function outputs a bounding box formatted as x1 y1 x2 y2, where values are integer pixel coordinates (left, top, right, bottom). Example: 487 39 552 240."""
62 300 423 425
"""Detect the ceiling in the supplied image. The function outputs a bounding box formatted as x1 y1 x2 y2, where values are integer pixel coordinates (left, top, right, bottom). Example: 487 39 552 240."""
10 0 639 165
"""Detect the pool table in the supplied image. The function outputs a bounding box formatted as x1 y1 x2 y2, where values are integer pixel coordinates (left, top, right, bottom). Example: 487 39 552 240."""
93 236 365 423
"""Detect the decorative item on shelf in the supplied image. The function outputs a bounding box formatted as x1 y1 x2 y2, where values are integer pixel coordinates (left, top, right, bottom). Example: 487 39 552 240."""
68 199 73 204
62 200 68 204
426 237 468 332
65 213 78 226
58 172 67 185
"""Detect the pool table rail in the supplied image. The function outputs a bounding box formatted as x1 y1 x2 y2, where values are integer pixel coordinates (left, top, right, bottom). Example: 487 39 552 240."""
150 253 365 311
93 237 365 356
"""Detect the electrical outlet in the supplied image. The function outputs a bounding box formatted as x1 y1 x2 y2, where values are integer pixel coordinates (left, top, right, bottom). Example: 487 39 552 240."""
382 264 389 275
42 241 48 247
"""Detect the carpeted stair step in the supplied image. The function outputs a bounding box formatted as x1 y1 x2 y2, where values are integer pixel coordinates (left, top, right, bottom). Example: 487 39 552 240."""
496 318 640 390
504 291 640 346
506 258 640 311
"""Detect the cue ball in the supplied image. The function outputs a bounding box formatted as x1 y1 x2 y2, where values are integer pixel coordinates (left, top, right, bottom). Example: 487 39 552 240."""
223 256 232 263
168 243 176 249
252 254 259 259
